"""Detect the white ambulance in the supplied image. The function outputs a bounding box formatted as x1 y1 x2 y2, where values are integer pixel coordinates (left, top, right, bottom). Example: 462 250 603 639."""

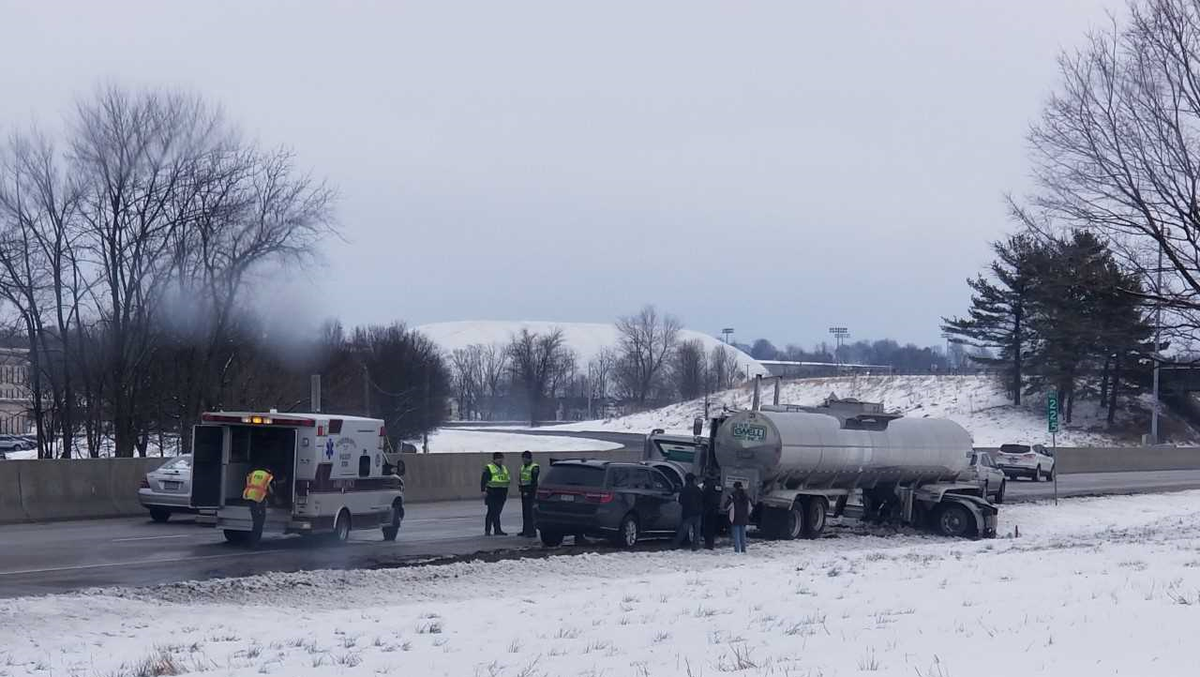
189 411 406 545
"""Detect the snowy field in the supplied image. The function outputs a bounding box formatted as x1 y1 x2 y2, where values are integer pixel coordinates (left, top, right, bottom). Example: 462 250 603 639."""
413 429 621 453
4 491 1200 676
547 374 1190 447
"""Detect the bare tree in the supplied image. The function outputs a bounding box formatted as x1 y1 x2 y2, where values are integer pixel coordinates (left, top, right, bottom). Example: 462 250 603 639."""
672 339 706 400
1024 0 1200 344
507 328 574 426
478 343 509 421
615 305 682 405
708 344 743 391
449 344 484 420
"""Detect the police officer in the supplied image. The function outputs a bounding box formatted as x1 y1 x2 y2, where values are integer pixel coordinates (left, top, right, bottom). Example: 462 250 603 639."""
480 452 510 535
517 451 540 537
243 465 275 543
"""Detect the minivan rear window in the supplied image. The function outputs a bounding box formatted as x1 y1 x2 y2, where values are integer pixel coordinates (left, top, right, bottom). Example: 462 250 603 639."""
543 465 606 487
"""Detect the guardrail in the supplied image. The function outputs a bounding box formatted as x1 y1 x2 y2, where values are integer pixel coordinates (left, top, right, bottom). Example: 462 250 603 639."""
3 446 1200 524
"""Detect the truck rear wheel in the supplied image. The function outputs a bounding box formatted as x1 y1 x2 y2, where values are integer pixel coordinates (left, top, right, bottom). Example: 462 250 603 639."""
801 497 827 539
934 503 973 538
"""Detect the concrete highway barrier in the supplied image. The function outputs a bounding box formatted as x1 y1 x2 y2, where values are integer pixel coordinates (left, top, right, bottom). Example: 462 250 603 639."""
400 449 641 503
3 446 1200 524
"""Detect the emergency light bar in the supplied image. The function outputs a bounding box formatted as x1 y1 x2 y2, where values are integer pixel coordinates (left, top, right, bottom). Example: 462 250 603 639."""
201 413 317 427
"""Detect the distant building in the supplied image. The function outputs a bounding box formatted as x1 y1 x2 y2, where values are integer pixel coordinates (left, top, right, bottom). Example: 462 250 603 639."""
0 348 31 434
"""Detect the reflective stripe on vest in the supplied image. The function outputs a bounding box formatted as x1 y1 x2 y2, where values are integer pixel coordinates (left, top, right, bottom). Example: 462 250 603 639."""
243 469 273 503
486 463 510 488
519 462 539 486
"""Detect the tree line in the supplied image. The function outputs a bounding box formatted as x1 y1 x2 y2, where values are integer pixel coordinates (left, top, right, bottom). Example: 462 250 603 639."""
0 86 450 457
449 306 746 423
744 337 970 373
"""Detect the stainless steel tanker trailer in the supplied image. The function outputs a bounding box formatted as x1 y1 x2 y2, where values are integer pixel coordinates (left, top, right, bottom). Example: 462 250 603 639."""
673 385 998 540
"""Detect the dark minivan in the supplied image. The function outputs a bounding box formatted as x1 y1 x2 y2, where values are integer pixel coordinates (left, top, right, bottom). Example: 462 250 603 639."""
534 460 683 548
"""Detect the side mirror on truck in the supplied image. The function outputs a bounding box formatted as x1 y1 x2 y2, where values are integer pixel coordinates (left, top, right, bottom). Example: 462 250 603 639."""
693 417 704 437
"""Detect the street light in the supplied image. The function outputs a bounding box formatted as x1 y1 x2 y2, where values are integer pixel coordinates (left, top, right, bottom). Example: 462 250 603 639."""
828 326 849 366
722 328 735 345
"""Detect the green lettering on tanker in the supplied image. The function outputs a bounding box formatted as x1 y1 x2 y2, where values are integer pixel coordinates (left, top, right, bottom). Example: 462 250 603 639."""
731 422 767 442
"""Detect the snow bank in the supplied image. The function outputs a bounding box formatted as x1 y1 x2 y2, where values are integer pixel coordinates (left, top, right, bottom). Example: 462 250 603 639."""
547 374 1186 447
4 491 1200 676
412 429 621 453
417 320 767 376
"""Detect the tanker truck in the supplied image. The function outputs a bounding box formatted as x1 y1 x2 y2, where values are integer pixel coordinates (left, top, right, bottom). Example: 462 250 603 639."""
695 391 998 540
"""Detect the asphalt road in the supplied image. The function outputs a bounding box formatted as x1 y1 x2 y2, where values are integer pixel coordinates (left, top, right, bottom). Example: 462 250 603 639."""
0 500 540 599
4 468 1200 598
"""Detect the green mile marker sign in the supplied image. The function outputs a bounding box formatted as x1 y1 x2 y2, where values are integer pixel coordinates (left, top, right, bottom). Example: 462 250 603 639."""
1047 390 1060 434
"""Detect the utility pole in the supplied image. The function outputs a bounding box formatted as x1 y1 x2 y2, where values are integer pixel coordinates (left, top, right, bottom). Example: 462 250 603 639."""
1151 235 1164 445
941 332 954 373
362 364 371 416
310 375 321 413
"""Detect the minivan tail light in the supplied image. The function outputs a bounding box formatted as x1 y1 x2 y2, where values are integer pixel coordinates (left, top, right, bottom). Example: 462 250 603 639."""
584 491 614 504
536 489 552 499
1021 453 1035 459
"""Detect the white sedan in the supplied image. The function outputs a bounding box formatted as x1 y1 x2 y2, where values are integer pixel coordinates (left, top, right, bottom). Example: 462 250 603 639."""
993 444 1056 482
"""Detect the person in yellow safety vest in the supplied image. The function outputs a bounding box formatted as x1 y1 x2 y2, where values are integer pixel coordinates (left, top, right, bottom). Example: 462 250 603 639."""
243 467 275 541
518 451 540 537
480 452 510 536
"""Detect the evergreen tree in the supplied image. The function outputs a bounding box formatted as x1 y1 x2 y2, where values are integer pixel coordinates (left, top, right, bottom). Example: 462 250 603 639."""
941 234 1043 405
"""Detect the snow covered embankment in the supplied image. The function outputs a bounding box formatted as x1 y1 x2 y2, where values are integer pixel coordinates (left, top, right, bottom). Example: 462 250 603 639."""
548 374 1181 447
4 491 1200 676
414 429 621 453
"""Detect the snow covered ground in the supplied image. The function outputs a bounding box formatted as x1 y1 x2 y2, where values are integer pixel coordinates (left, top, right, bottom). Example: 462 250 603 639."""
4 491 1200 676
547 374 1190 447
412 429 621 453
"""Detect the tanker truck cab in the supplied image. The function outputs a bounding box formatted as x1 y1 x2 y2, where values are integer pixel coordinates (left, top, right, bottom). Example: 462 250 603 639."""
705 408 998 541
190 412 405 546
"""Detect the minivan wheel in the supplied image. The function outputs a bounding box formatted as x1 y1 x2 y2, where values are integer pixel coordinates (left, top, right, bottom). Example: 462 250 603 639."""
613 514 639 548
539 530 564 547
149 507 171 523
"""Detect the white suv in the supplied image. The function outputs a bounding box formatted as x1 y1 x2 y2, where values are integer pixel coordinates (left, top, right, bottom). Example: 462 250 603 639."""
994 444 1056 482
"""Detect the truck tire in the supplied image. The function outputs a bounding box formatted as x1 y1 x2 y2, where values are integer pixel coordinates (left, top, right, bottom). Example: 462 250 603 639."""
330 509 351 545
539 530 564 547
934 503 973 538
382 500 403 542
801 497 827 539
612 513 639 548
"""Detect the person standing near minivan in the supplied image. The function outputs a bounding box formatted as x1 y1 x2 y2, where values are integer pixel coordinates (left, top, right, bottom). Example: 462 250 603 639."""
723 481 752 554
672 473 703 550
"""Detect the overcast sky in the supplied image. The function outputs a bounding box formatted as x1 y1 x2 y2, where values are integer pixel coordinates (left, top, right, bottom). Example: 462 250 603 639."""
0 0 1116 349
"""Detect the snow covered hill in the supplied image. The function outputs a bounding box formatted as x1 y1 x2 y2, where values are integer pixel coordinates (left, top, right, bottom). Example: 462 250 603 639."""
417 320 766 376
546 374 1190 447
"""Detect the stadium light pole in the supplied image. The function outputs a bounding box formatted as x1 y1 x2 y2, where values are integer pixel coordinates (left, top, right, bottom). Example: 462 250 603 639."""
722 328 735 345
828 326 849 367
941 332 953 372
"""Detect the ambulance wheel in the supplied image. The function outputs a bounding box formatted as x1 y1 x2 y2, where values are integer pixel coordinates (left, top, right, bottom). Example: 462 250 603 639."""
331 509 351 545
382 500 404 541
224 529 256 546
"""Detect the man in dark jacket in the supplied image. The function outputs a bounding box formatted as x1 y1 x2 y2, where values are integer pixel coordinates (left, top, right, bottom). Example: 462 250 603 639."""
673 473 703 550
701 473 722 550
